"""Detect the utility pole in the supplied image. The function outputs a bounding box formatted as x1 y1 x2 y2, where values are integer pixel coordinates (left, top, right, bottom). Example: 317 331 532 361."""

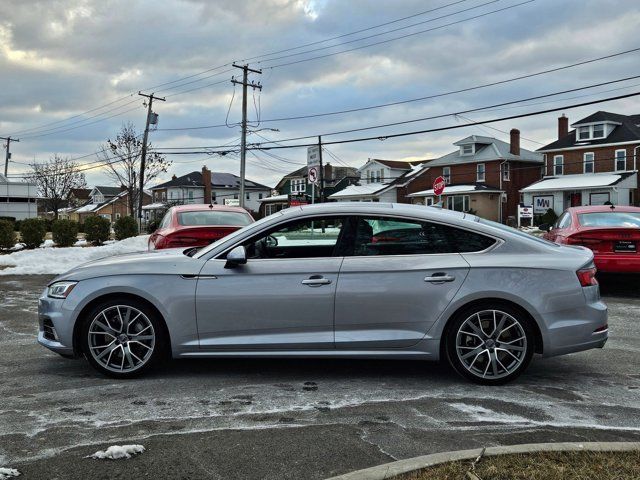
318 136 324 203
231 64 262 209
1 136 19 177
137 92 165 229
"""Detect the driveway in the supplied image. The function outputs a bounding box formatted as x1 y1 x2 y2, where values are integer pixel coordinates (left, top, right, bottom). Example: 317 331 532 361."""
1 275 639 479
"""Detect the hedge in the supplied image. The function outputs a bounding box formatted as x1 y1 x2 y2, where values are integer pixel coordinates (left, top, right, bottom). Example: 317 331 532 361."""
52 219 79 247
84 216 111 245
20 218 47 249
0 220 16 250
114 216 138 241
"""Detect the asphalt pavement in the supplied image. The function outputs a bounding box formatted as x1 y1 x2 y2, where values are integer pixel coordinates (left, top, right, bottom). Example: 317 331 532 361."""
0 274 639 479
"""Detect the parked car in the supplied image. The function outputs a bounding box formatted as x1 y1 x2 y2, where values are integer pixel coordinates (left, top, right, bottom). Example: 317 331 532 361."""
148 204 254 250
39 203 607 385
541 205 640 273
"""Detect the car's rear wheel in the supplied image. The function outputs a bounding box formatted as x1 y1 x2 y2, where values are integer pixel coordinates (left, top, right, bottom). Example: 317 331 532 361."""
80 299 166 378
445 305 535 385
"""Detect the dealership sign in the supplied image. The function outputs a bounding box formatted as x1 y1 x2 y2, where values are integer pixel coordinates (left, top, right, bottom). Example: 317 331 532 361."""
533 195 554 214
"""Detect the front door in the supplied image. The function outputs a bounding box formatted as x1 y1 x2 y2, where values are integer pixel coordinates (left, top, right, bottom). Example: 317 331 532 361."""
195 216 346 350
334 216 492 349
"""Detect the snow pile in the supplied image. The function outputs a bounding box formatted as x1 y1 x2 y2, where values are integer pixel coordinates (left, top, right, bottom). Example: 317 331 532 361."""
87 445 145 460
0 235 149 276
0 468 20 479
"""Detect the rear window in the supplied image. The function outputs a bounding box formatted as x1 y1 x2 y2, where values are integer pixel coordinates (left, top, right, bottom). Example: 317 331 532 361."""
577 212 640 228
177 211 253 227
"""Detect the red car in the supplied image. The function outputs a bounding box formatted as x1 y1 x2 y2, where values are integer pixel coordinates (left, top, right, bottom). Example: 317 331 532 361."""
542 205 640 273
149 204 254 250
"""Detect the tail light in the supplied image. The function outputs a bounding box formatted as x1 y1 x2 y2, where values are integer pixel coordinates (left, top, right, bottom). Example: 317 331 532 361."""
576 266 598 287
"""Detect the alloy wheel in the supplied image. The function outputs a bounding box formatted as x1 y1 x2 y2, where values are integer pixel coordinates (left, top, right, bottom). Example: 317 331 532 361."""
455 309 527 380
87 305 156 373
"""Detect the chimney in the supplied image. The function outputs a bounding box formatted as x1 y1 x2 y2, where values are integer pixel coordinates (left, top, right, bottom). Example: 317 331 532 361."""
509 128 520 156
558 114 568 140
324 162 333 182
202 166 212 204
171 174 177 180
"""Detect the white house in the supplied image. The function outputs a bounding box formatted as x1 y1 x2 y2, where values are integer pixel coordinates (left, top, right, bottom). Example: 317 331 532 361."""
0 173 38 220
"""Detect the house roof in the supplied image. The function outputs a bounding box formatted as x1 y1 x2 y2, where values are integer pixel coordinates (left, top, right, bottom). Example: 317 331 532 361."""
153 171 271 190
328 183 390 199
408 184 503 197
521 172 635 193
69 188 91 200
93 186 122 196
367 159 421 170
258 194 290 203
539 111 640 151
427 136 542 167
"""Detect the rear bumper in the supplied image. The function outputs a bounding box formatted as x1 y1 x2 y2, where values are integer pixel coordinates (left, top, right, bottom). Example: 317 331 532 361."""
594 254 640 273
542 298 608 358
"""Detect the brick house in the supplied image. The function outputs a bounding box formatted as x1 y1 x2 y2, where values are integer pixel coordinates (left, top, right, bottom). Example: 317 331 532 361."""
402 130 543 223
259 163 359 216
522 112 640 216
75 186 151 223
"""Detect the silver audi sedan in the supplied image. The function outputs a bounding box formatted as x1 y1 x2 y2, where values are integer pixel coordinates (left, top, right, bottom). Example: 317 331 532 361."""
38 203 608 384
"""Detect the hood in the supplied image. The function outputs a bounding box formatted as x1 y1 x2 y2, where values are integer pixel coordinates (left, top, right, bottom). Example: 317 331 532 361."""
51 248 206 284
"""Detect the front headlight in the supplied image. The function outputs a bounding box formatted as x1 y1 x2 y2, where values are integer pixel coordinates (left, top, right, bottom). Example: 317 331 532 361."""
47 281 78 299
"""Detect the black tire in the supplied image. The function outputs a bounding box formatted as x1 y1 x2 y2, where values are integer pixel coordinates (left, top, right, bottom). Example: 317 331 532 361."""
80 298 167 379
444 303 535 385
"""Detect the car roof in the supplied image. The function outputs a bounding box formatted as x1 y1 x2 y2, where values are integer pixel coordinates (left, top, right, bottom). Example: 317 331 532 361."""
567 205 640 214
170 204 251 214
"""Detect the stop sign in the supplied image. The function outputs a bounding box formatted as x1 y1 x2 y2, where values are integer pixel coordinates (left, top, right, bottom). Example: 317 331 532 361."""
433 176 446 196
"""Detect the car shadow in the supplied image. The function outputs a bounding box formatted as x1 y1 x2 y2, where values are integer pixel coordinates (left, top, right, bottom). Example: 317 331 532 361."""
598 273 640 298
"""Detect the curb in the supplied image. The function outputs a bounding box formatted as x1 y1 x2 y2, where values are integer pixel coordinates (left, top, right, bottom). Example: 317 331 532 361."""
325 441 640 480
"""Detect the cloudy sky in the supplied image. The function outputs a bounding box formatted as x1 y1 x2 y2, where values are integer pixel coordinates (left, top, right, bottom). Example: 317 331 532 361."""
1 0 639 189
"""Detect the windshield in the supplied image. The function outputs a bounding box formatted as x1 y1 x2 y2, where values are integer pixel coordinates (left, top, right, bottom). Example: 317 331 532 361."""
177 210 253 227
577 212 640 228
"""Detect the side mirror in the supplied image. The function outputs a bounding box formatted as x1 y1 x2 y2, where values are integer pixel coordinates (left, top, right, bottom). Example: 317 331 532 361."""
225 245 247 268
538 223 551 232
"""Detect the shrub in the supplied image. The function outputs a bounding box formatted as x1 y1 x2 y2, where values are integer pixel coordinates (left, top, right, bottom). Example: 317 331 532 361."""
114 216 138 241
539 208 558 227
20 218 47 249
146 219 160 234
84 216 111 245
0 220 16 250
52 219 79 247
0 216 16 224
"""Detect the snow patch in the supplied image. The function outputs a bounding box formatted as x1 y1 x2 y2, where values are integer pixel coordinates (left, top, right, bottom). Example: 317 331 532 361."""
0 235 149 275
0 468 20 479
87 444 145 460
448 402 531 424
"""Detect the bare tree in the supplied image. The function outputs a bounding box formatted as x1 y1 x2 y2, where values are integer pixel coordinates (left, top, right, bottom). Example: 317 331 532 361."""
98 122 171 217
29 155 87 219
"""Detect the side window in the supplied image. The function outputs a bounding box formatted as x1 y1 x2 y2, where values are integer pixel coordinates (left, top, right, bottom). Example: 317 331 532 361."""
554 212 570 229
350 217 495 256
242 217 345 259
159 211 172 229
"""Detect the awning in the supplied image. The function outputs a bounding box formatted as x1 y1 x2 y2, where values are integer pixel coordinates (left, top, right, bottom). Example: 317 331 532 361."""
521 172 635 193
408 185 503 197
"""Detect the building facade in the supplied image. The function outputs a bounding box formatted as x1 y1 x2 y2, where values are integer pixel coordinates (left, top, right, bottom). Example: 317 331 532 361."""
0 174 38 220
522 113 640 216
402 130 543 223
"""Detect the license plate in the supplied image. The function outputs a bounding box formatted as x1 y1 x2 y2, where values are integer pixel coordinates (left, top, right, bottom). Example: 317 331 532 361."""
614 240 636 253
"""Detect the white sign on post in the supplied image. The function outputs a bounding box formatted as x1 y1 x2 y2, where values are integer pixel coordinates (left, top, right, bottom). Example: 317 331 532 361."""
518 204 533 227
224 198 240 207
308 166 319 185
307 146 320 167
533 195 554 214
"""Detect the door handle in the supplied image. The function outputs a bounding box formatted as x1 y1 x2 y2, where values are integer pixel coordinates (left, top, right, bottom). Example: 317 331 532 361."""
302 275 332 286
424 273 455 283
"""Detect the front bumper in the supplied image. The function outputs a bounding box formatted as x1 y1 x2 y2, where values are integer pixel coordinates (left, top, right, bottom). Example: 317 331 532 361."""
37 290 77 357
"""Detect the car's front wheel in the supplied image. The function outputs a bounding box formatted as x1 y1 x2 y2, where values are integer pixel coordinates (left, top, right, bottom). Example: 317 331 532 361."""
80 299 166 378
445 304 535 385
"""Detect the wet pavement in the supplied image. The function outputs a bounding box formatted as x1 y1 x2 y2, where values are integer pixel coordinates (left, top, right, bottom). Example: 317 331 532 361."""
0 274 639 479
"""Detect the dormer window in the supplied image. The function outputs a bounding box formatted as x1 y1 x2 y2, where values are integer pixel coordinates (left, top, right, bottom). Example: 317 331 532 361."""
576 123 606 140
461 144 474 155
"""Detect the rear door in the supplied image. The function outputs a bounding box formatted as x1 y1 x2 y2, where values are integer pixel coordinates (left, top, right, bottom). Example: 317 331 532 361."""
334 216 495 349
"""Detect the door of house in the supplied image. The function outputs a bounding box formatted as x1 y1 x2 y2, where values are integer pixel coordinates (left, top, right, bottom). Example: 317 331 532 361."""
570 192 582 207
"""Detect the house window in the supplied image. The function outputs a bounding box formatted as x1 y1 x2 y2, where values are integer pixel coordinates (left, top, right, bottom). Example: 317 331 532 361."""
615 149 626 171
583 152 595 174
476 163 485 182
375 169 383 183
446 195 470 212
502 163 510 181
461 144 474 155
246 193 250 200
425 197 434 206
592 123 605 138
188 191 194 203
442 167 451 184
116 213 121 220
554 155 564 175
258 193 263 199
291 178 306 193
578 126 590 140
366 171 371 184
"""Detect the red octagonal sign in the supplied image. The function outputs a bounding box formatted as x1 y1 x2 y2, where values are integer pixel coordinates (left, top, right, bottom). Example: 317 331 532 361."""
433 176 446 196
